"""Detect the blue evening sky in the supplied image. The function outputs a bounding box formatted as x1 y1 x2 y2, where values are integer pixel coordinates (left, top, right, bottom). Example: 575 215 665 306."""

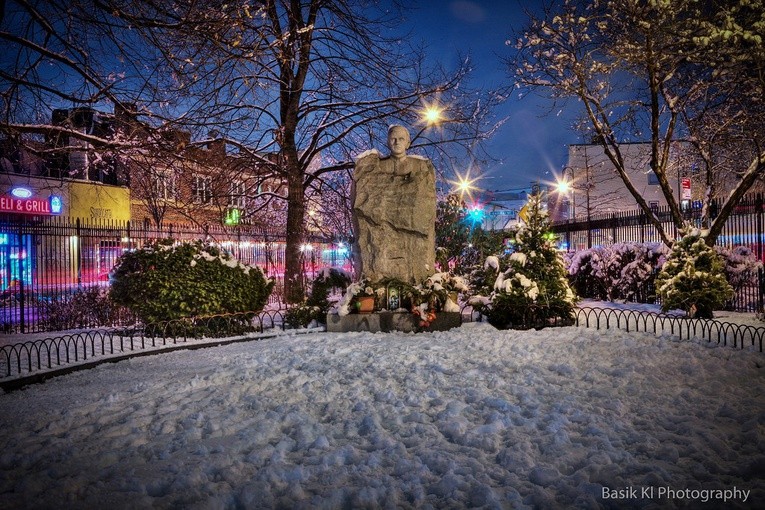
401 0 579 193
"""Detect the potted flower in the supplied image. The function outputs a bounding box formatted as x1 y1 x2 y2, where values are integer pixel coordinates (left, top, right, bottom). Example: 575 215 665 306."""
337 278 378 315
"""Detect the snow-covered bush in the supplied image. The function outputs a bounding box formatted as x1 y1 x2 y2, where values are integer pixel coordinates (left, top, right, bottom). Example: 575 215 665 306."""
470 194 578 329
307 268 351 316
289 268 353 327
566 243 668 302
714 245 762 293
656 230 734 318
421 272 469 313
110 240 274 324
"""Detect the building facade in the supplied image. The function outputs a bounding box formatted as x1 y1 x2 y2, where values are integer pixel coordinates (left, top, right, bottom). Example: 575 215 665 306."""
557 141 706 222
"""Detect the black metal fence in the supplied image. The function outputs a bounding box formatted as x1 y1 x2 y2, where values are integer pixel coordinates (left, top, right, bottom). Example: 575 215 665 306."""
552 193 765 254
0 215 350 333
4 305 762 391
575 307 764 353
551 193 765 312
0 309 295 389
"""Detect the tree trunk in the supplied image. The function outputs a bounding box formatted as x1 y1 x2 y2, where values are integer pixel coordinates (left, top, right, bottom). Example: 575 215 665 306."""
283 163 306 303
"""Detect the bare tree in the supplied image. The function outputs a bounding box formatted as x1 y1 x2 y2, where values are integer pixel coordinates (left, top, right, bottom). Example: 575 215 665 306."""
137 0 502 301
512 0 765 246
2 0 503 302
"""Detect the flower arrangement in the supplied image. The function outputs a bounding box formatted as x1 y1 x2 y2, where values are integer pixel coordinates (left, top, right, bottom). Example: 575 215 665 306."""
420 272 469 313
336 273 468 326
337 277 382 316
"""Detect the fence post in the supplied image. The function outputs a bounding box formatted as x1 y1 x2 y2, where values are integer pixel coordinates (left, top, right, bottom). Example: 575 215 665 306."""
758 194 764 312
75 218 82 287
17 219 25 333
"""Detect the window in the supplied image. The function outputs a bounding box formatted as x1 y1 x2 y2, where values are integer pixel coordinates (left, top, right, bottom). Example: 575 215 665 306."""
647 171 660 185
229 180 247 208
649 201 659 211
192 174 212 204
153 171 175 201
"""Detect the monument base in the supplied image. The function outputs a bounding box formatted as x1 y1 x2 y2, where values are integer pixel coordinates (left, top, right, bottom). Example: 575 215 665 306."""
326 311 461 334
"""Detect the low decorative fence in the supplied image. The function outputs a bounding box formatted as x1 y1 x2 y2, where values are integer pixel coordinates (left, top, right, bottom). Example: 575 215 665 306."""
0 309 293 390
575 307 765 353
4 305 762 391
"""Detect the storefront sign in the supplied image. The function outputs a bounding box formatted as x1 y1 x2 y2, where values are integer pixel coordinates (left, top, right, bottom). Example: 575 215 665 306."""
0 195 62 215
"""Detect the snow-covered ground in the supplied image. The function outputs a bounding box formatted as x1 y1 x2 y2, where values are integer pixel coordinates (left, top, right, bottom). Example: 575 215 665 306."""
0 322 763 509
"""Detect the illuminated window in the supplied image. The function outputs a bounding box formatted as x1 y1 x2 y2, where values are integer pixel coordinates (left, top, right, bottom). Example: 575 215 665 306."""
229 180 247 208
647 171 660 185
192 174 212 204
154 171 176 201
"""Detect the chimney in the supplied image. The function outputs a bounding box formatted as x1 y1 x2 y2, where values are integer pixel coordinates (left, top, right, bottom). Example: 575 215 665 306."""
207 130 225 158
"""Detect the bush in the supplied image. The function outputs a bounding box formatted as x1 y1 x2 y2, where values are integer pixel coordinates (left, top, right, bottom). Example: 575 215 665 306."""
306 268 351 317
566 242 668 302
110 240 274 324
284 304 320 329
714 245 762 294
40 286 127 331
656 230 734 318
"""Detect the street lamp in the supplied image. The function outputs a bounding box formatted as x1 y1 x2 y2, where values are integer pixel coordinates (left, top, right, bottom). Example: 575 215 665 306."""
555 177 574 221
423 104 443 125
411 99 448 145
451 169 479 201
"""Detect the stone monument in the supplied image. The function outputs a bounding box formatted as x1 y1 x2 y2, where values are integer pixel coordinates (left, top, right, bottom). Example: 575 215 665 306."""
351 124 436 284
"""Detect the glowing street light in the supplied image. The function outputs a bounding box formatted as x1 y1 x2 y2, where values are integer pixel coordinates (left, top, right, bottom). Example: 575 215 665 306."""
450 169 480 200
417 96 447 126
423 104 443 125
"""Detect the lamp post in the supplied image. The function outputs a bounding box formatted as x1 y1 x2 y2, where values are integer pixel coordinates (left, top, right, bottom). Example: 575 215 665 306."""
559 166 594 249
555 178 574 221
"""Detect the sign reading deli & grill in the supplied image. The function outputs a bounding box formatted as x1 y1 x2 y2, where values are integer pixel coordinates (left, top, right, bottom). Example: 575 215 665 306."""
0 195 62 215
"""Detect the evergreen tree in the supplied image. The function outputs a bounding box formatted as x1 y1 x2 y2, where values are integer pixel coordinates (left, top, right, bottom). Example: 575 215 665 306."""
656 229 734 318
476 193 578 329
435 194 471 271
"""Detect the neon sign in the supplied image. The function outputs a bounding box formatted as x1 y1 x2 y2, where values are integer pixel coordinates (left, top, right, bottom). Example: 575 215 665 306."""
11 187 33 199
0 193 63 215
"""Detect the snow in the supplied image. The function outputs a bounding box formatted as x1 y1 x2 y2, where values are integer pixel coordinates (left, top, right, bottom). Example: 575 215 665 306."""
353 149 380 161
1 322 762 508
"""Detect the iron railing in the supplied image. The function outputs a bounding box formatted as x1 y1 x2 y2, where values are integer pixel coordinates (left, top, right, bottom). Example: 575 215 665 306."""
462 305 765 353
0 215 351 333
575 307 765 352
4 305 762 391
0 308 295 389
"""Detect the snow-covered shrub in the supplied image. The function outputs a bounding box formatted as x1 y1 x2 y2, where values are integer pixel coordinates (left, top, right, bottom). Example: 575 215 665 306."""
566 242 668 302
714 245 762 293
290 267 352 327
306 267 351 318
421 272 469 313
110 240 274 324
565 248 604 300
656 230 733 318
470 194 578 329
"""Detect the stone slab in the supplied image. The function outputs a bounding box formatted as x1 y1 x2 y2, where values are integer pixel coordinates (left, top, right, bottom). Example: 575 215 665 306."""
326 311 461 333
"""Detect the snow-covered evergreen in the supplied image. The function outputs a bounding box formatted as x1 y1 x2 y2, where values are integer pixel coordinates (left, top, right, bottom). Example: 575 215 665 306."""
656 229 734 318
471 193 577 329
